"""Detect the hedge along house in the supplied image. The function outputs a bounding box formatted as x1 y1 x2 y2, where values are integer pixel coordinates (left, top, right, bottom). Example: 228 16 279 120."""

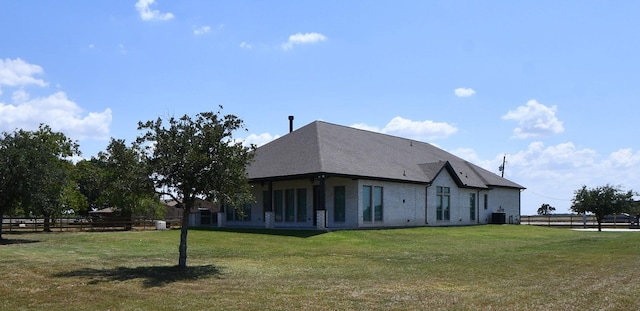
226 120 525 230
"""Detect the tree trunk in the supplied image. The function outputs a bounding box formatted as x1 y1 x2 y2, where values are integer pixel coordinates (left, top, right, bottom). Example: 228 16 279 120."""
43 214 52 232
178 203 190 268
597 219 602 232
123 210 133 231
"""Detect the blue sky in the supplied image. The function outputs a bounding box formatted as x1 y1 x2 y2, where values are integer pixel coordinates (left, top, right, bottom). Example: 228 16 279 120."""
2 0 640 215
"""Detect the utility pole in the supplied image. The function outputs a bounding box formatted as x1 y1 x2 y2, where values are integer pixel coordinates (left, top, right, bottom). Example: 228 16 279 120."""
498 154 506 178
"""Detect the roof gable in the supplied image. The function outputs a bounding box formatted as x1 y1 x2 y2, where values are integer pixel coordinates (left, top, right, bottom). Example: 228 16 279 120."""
246 121 524 189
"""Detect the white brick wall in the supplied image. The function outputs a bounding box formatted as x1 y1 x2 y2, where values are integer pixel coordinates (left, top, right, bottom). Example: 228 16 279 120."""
248 172 521 229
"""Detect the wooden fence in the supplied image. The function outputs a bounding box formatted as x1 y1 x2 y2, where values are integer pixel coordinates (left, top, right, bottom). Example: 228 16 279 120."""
1 217 181 233
521 215 635 228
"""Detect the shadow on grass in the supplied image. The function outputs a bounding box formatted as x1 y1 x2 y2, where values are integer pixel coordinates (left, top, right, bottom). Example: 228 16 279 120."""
191 227 327 238
53 264 222 288
0 237 40 245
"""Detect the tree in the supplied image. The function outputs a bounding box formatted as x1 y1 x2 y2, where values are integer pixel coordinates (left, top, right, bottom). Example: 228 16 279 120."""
571 184 635 232
0 125 79 235
137 108 255 268
96 138 156 229
537 203 556 215
74 159 106 215
0 131 24 240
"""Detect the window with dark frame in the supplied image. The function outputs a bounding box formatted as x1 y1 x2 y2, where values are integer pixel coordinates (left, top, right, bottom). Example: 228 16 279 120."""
470 193 476 221
226 203 252 222
272 188 309 223
363 185 383 222
437 186 450 221
334 186 345 222
484 193 488 210
296 188 307 222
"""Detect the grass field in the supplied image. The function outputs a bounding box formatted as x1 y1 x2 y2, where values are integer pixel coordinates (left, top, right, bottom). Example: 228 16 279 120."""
1 225 639 310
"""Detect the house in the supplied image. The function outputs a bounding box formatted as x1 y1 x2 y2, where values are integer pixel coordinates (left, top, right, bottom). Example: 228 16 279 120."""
224 120 524 230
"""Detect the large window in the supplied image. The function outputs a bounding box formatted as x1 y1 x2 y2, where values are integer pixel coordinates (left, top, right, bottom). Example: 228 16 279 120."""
436 186 450 221
274 190 283 222
470 193 476 221
363 185 383 222
226 203 252 221
262 190 270 220
272 188 308 223
296 188 307 222
285 189 295 222
334 186 345 222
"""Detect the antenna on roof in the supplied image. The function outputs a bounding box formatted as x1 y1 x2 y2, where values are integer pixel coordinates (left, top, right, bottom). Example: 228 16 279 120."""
498 154 506 178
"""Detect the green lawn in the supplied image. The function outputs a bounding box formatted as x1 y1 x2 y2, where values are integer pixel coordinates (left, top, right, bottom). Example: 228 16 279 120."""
1 226 639 310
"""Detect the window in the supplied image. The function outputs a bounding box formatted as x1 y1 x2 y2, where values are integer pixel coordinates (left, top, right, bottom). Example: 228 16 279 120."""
262 190 270 219
484 194 488 210
285 189 295 222
437 186 450 221
272 188 308 223
296 188 307 222
274 190 283 221
363 186 372 222
374 186 383 221
363 185 383 222
226 203 252 221
334 186 345 222
470 193 476 221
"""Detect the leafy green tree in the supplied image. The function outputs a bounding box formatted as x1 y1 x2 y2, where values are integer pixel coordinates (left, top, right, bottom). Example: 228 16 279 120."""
537 203 556 215
137 108 255 267
74 159 106 215
25 126 79 231
59 168 89 217
0 131 25 240
96 138 156 229
571 184 635 232
0 125 79 234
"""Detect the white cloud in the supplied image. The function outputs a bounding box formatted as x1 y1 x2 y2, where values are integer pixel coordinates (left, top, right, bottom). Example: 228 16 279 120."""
0 58 48 90
352 116 458 141
350 123 382 133
240 42 252 49
454 87 475 97
0 92 112 140
193 26 211 35
0 58 112 142
135 0 174 21
502 99 564 139
281 32 327 50
510 141 597 171
242 133 280 147
496 141 640 214
607 148 640 168
12 89 29 103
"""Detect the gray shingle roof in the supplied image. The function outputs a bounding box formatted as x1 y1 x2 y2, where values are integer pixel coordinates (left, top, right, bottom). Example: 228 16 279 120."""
247 121 524 189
